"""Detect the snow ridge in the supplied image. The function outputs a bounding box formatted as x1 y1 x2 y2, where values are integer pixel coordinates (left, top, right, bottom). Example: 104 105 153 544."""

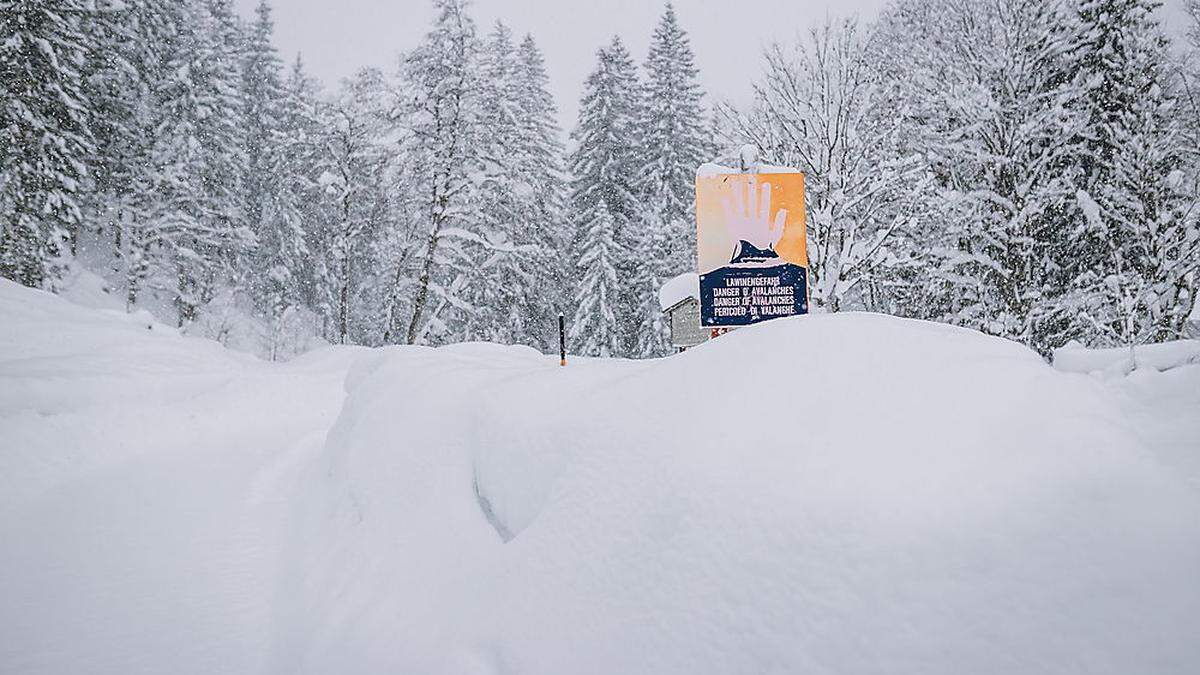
2 281 1199 674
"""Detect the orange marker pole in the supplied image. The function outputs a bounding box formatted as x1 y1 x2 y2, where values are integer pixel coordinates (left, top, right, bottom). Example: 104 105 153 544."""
558 313 566 367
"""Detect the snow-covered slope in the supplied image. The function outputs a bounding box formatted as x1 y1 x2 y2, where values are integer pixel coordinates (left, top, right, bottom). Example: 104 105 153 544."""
0 281 359 673
2 279 1198 674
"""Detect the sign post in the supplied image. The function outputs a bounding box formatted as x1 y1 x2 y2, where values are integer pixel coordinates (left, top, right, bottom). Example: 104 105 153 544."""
559 313 566 366
695 170 809 328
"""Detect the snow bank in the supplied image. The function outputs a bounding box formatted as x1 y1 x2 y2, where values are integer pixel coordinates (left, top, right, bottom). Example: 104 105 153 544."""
0 280 358 673
1115 364 1200 495
1053 339 1200 375
3 279 1197 674
658 271 699 310
285 313 1200 674
0 279 245 420
55 240 326 361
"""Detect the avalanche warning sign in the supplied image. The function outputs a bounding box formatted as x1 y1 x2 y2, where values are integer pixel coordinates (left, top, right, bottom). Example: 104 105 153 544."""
695 171 809 327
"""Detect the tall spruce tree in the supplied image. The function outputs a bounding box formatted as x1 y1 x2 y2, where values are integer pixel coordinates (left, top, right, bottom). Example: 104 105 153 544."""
79 0 148 250
463 27 567 350
632 3 710 356
242 0 284 245
0 0 95 288
1185 0 1200 162
280 55 324 313
567 37 642 356
109 0 177 310
467 21 531 344
200 0 251 281
514 34 567 349
1071 0 1199 346
242 0 307 336
139 0 250 325
569 202 623 356
637 3 709 270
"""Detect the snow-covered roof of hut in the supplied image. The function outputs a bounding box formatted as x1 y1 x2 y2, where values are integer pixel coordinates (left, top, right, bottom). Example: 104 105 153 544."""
659 272 700 312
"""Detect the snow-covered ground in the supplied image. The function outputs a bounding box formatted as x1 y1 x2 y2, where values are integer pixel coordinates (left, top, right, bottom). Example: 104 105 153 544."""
0 280 359 673
1 278 1198 674
54 238 327 361
1054 339 1200 375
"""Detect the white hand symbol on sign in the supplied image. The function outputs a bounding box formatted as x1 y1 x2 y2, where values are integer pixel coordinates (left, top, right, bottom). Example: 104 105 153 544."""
721 177 787 253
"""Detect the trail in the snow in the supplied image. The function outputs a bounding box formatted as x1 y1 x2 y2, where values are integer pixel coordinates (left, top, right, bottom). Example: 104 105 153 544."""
0 282 359 674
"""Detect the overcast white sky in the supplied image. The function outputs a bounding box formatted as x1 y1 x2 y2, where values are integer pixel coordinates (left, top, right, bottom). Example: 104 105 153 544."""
235 0 1194 129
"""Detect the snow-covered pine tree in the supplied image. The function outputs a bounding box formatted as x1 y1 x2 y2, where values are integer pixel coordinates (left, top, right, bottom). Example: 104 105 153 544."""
1183 1 1200 327
461 27 567 351
78 0 150 257
511 33 567 350
131 0 205 314
464 21 534 345
198 0 251 284
241 0 308 348
108 0 185 310
638 3 708 260
632 3 710 356
567 37 642 356
1071 0 1200 346
280 55 325 316
241 0 283 252
569 201 623 357
137 0 251 325
1185 0 1200 161
1191 0 1200 45
387 0 484 345
628 268 667 357
0 0 95 288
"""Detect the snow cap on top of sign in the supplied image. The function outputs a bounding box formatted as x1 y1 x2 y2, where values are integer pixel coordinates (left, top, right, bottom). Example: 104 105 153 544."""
697 144 801 177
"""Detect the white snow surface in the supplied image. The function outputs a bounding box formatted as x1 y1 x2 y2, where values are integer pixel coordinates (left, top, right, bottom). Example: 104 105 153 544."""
658 271 699 311
1053 339 1200 375
696 161 802 176
2 279 1199 674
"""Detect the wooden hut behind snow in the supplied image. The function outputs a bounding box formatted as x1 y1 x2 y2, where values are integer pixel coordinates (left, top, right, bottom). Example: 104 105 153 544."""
659 273 707 351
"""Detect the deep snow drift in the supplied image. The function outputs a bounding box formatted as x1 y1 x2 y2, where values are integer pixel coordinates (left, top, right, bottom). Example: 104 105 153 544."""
1 279 1198 674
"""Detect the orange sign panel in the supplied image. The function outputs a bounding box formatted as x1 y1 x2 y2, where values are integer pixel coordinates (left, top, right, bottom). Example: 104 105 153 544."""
695 172 809 326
